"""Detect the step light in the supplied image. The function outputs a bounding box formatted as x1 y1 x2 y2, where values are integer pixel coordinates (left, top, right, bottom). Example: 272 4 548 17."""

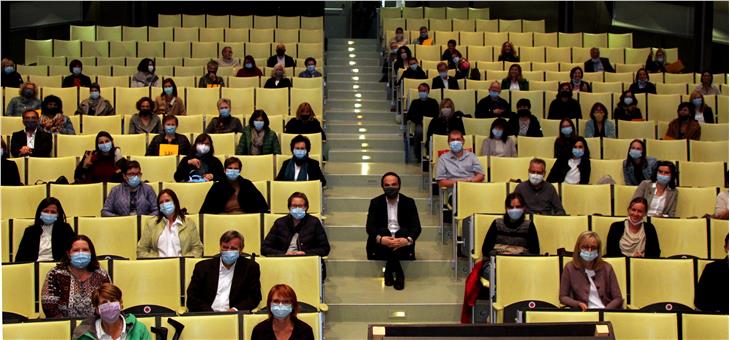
349 54 356 58
352 68 359 72
361 155 371 160
352 76 359 81
389 311 406 319
354 103 362 108
361 143 369 148
348 41 354 45
358 128 367 132
348 47 355 52
354 93 362 98
352 85 360 89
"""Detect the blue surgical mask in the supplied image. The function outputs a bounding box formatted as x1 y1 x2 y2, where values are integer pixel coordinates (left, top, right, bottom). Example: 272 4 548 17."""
418 91 428 100
98 142 113 153
40 212 58 225
656 174 671 185
410 64 418 70
560 127 573 136
271 303 293 319
638 79 647 86
692 98 703 107
163 87 173 95
290 207 306 220
293 149 307 159
3 66 13 74
307 65 316 73
219 108 230 117
159 201 175 217
489 91 499 99
580 250 598 262
70 252 92 269
72 67 82 75
449 140 463 153
164 125 177 135
89 91 100 100
572 148 584 158
220 250 240 265
127 175 141 187
623 97 633 106
245 63 253 69
225 169 240 180
253 120 264 131
453 56 460 64
629 149 643 159
491 128 503 139
507 208 524 221
439 71 448 79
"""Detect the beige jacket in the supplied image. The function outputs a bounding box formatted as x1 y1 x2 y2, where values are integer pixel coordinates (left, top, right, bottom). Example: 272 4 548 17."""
137 215 203 258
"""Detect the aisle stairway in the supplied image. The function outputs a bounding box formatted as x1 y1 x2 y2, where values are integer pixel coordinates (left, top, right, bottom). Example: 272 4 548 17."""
322 39 462 339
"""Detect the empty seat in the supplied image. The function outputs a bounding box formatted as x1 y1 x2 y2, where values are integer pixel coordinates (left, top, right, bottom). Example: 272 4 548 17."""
50 183 103 217
492 256 560 322
256 256 326 311
628 258 694 310
533 215 588 255
603 312 677 340
114 258 181 313
77 216 138 259
651 217 708 258
162 182 214 214
1 185 46 219
2 262 36 318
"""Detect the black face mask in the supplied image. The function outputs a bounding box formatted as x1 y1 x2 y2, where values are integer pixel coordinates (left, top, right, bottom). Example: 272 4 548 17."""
140 109 152 116
44 107 59 115
560 91 572 98
276 49 285 56
384 187 400 198
24 120 38 130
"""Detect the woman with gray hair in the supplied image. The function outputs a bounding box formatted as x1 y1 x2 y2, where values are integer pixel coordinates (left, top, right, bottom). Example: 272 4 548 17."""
205 98 244 134
263 64 292 88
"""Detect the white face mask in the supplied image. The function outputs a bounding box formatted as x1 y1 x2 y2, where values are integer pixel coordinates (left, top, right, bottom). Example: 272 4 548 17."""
196 144 210 155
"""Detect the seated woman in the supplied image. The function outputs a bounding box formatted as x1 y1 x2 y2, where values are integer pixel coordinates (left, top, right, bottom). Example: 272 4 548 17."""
235 55 263 78
285 102 327 140
560 231 623 310
507 99 543 137
501 64 529 91
553 118 577 159
276 134 326 186
398 57 427 85
632 161 678 218
262 192 330 257
664 102 701 140
128 97 162 134
441 39 461 69
547 82 582 120
583 103 615 138
236 110 282 155
1 139 21 186
5 82 41 117
497 41 519 62
74 131 126 184
72 283 151 340
1 57 24 88
41 235 111 319
263 64 292 89
569 66 592 92
606 197 661 257
136 189 203 258
131 58 160 88
251 284 315 340
688 90 714 124
200 157 269 214
627 68 656 94
622 139 657 186
198 60 225 88
75 83 115 116
101 161 158 217
146 114 192 156
40 95 76 135
613 90 643 121
155 78 187 116
481 192 540 256
62 59 93 88
425 98 466 147
217 46 241 68
205 98 244 134
644 48 667 73
480 118 516 157
695 71 721 96
174 133 225 182
548 136 591 184
15 197 76 262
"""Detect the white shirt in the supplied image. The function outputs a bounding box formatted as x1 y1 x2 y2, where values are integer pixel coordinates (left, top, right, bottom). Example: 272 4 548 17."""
37 223 54 261
287 233 300 252
694 111 705 123
564 158 581 184
647 184 666 217
584 269 606 309
293 164 310 181
157 218 183 257
26 128 37 149
211 259 236 312
510 81 520 91
95 315 127 340
386 196 400 234
277 56 286 66
441 76 449 89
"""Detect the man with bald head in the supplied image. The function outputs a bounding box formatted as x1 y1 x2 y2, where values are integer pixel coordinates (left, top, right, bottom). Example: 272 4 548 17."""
475 81 512 119
584 47 615 73
267 43 295 67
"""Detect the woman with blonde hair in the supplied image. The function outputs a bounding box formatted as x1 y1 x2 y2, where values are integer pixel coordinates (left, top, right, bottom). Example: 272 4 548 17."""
206 98 244 134
688 90 715 123
284 102 326 140
264 64 292 88
5 82 41 116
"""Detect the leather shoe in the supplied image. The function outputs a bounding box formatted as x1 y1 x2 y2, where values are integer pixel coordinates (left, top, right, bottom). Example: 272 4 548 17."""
394 272 405 290
384 270 394 286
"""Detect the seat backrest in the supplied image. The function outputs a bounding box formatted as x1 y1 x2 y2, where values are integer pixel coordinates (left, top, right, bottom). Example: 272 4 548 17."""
628 258 694 309
167 314 239 339
161 182 214 214
202 213 262 256
3 320 72 339
27 156 76 185
269 180 321 214
532 215 589 255
77 216 138 259
1 185 46 219
709 218 729 259
651 217 708 258
50 183 104 217
494 255 560 307
524 310 599 323
455 182 506 218
471 214 502 259
2 262 35 317
682 313 729 340
256 256 322 310
604 312 677 340
677 187 717 218
130 155 177 182
113 258 181 311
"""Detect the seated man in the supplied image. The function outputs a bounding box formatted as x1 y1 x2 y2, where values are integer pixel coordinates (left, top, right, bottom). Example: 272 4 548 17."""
507 99 543 137
101 160 158 217
297 57 322 78
513 158 566 215
435 130 485 189
416 26 432 45
186 230 262 312
406 83 439 160
583 47 615 73
695 234 728 313
11 109 53 157
475 81 512 119
200 157 269 214
431 62 459 90
266 43 296 68
262 192 330 257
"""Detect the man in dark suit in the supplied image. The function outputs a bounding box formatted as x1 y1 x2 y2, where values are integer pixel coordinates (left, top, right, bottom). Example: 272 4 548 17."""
366 172 422 290
266 43 296 68
583 47 615 73
186 230 262 312
695 234 729 313
10 109 53 157
431 62 460 90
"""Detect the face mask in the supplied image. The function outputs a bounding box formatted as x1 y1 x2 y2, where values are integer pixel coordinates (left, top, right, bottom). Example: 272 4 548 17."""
528 173 544 185
70 252 91 269
219 108 230 117
629 149 642 159
245 63 253 69
253 120 265 131
271 303 293 319
196 144 210 155
391 48 398 54
656 174 671 185
560 91 572 98
623 97 633 105
409 64 418 70
164 125 176 135
395 33 403 40
22 89 34 98
418 91 428 100
628 216 644 226
139 109 152 116
220 250 240 265
420 33 428 39
572 148 584 158
127 175 141 187
72 67 82 75
148 65 155 73
384 186 399 198
40 212 58 225
4 66 14 74
24 120 38 130
163 87 174 95
489 91 499 99
439 71 448 79
441 108 452 117
89 91 100 100
692 98 703 107
638 79 647 86
275 70 284 77
276 49 285 56
293 149 307 159
98 301 121 324
307 65 316 73
507 208 524 221
453 56 460 64
290 207 306 220
400 53 408 60
491 128 503 139
225 169 240 181
656 57 664 64
580 250 598 262
560 127 573 136
98 142 113 153
449 140 463 153
572 78 581 85
159 201 175 217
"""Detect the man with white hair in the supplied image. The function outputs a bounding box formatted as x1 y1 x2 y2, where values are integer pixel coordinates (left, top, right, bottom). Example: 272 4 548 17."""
266 43 295 67
475 81 512 119
584 47 615 73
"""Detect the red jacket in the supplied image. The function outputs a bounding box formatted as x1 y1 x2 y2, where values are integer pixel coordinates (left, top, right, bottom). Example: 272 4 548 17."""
461 259 485 323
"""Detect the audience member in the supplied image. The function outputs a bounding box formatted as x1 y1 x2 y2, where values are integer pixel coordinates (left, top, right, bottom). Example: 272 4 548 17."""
74 131 126 184
398 57 427 85
694 234 728 313
613 90 643 121
389 27 408 47
547 82 582 119
41 235 111 319
206 98 244 134
236 55 264 78
497 41 519 62
131 58 160 88
186 230 262 312
622 139 657 186
276 134 326 186
217 46 241 68
10 109 52 157
664 102 701 140
146 114 192 156
155 78 187 115
632 161 678 218
0 139 21 186
366 172 421 290
285 102 326 140
136 188 203 258
405 83 439 160
174 133 225 182
62 59 92 88
1 57 23 87
583 48 615 73
15 197 76 262
688 90 714 123
569 66 592 92
75 83 115 116
380 41 401 83
425 99 466 146
251 284 315 339
480 118 516 157
236 110 282 155
393 46 412 71
198 60 225 88
452 52 471 80
507 99 543 137
475 81 512 119
547 136 591 184
267 43 296 67
695 71 721 95
5 82 41 116
415 26 432 45
583 103 615 138
431 62 459 89
40 95 76 134
101 161 158 217
711 190 729 220
560 231 623 310
435 130 485 188
627 68 656 94
442 40 462 69
262 192 330 257
297 57 322 78
606 197 660 258
481 192 540 256
644 48 667 73
501 64 529 91
264 64 292 88
72 283 151 339
200 157 268 214
128 96 162 134
553 118 577 159
514 158 566 215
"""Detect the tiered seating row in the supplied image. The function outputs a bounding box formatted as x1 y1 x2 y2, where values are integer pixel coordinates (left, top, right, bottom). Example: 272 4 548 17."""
154 14 324 29
379 6 491 20
70 26 324 42
384 30 634 49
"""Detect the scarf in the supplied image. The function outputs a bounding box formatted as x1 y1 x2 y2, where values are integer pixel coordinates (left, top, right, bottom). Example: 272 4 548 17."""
250 129 265 155
283 157 309 181
619 220 646 257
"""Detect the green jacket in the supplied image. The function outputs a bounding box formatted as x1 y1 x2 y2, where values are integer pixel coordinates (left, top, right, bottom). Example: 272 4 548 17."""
136 215 203 258
236 126 281 155
73 314 151 340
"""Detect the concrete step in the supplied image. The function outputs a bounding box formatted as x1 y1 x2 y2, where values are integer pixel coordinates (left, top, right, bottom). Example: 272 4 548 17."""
324 212 439 231
325 195 431 212
328 231 449 260
323 161 423 176
326 259 454 281
326 56 381 67
328 89 389 101
327 98 391 111
326 81 387 92
324 111 396 123
325 122 401 134
328 65 381 74
326 185 430 199
327 72 383 83
327 149 405 163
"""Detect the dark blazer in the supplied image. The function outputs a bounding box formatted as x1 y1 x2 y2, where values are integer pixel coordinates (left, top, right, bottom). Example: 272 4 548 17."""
10 129 53 158
583 58 615 73
501 78 529 91
263 77 292 88
546 156 591 184
1 159 22 186
547 98 582 120
507 115 543 137
431 76 460 90
200 177 268 214
15 222 76 262
146 133 192 156
266 55 296 68
365 194 422 260
628 82 657 95
695 257 729 313
398 68 428 85
186 256 262 312
276 158 326 186
605 221 660 258
262 214 330 256
62 74 92 88
498 54 520 62
174 154 225 183
251 317 314 340
284 119 327 140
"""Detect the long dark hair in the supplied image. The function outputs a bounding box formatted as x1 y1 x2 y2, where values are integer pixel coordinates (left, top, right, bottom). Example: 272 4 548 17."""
60 235 100 272
34 197 68 227
589 102 609 137
572 136 591 160
625 139 648 168
94 130 116 154
489 118 509 142
137 58 155 73
161 78 179 97
248 110 270 130
190 133 215 157
503 192 526 222
156 188 186 223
